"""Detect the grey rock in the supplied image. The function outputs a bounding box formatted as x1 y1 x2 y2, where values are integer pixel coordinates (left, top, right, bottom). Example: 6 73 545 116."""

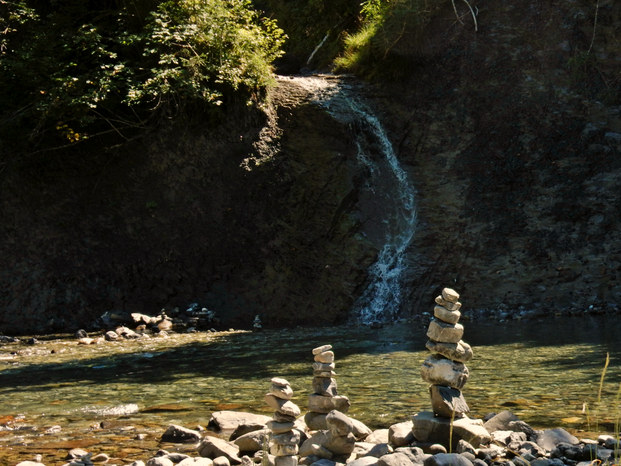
325 432 356 455
426 320 464 344
421 356 469 389
366 429 390 444
393 447 429 464
197 436 242 464
313 377 338 397
264 394 301 418
433 306 461 325
161 424 201 443
483 411 519 433
455 440 475 455
208 411 271 435
351 418 373 441
267 420 296 435
146 458 174 466
366 443 394 458
308 394 350 414
423 453 473 466
411 412 491 448
234 428 270 453
178 459 215 466
305 412 328 430
429 385 469 418
425 340 473 363
378 452 417 466
535 428 579 451
347 457 380 466
428 445 446 455
389 420 414 447
275 456 299 466
326 410 354 436
213 457 231 466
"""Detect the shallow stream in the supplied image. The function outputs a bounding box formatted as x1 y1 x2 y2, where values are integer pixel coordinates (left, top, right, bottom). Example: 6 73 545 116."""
1 315 620 464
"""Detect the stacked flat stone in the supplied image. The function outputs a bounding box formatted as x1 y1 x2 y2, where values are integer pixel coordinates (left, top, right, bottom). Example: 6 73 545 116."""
265 377 301 466
304 345 351 430
421 287 473 418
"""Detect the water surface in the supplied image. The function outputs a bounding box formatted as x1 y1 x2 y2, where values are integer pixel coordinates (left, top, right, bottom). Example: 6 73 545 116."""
0 315 619 464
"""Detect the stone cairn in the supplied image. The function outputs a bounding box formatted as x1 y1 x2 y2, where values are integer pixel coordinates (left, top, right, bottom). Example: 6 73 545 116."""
304 344 351 431
412 288 491 448
422 287 472 418
265 377 301 466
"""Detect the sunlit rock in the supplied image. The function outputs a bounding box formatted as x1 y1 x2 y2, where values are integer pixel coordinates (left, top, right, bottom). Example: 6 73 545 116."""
421 355 469 389
426 320 464 344
433 306 461 325
411 412 491 448
429 385 470 418
425 340 472 363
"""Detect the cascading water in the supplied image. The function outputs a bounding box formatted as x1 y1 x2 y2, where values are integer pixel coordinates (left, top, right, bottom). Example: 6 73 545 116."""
291 75 417 324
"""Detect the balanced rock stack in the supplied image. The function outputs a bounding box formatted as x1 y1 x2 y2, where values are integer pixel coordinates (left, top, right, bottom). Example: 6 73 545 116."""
265 377 301 466
421 287 472 418
412 288 491 448
304 345 351 430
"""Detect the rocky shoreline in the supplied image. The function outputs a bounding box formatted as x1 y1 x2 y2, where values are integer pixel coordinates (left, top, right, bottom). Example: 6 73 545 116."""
13 406 620 466
3 291 621 466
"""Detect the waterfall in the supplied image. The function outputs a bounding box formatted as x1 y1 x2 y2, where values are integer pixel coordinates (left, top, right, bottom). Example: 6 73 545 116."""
291 75 418 324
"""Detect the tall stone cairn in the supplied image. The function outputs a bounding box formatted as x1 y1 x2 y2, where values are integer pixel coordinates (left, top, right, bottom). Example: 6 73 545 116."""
421 287 473 418
304 345 351 431
265 377 301 466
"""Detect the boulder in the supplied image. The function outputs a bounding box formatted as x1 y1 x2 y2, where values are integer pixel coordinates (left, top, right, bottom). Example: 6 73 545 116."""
197 436 242 464
411 412 491 449
305 412 328 430
388 421 414 447
482 411 519 433
207 411 271 435
161 424 202 443
377 452 417 466
326 410 354 436
423 453 473 466
234 428 270 453
535 428 579 451
351 418 373 441
366 429 390 444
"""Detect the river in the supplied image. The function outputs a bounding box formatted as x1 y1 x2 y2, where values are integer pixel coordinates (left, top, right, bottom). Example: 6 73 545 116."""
1 315 619 464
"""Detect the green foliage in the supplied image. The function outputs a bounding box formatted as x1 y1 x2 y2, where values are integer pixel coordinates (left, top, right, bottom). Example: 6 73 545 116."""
334 0 447 78
0 0 285 154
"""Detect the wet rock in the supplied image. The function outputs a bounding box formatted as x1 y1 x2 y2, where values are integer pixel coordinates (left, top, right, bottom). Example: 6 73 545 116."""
161 424 201 443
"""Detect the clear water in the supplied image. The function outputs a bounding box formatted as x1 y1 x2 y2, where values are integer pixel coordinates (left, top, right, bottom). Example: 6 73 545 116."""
1 316 620 464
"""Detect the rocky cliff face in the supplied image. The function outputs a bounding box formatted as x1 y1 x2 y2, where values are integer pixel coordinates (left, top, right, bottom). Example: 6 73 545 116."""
1 0 619 334
371 0 621 314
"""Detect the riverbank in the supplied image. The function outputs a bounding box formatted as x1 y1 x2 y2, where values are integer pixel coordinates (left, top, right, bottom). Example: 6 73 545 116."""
2 315 620 465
